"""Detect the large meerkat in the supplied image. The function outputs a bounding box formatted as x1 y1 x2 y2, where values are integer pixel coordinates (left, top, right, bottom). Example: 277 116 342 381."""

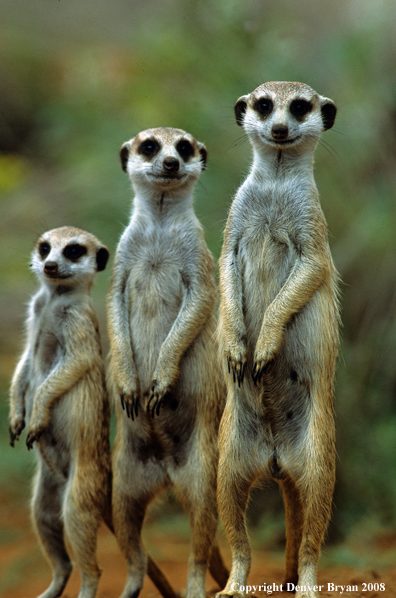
9 226 111 598
107 127 228 598
216 82 340 598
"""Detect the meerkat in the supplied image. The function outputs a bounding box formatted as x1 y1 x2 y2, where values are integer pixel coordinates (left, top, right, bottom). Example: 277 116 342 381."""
216 82 340 598
9 226 111 598
107 127 228 598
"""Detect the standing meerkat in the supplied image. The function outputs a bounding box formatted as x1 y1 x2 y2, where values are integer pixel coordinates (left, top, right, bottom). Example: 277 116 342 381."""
107 127 228 598
216 82 340 598
8 226 111 598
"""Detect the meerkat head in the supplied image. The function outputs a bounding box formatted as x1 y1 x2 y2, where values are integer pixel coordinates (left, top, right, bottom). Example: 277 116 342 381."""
234 81 336 154
119 127 207 193
32 226 109 290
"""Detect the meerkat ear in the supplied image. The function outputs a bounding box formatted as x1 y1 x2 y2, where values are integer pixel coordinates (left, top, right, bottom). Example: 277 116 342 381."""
320 98 337 131
120 141 132 173
234 95 249 127
96 247 109 272
198 143 207 171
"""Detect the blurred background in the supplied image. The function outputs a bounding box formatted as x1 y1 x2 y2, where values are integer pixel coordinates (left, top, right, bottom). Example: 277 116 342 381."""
1 0 396 586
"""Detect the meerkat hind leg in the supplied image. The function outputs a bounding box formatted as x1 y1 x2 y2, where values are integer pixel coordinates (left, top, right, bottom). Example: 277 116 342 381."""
287 434 335 598
296 484 334 598
32 465 73 598
209 541 230 589
113 488 153 598
176 475 219 598
281 476 304 587
63 474 103 598
216 427 259 598
216 472 253 598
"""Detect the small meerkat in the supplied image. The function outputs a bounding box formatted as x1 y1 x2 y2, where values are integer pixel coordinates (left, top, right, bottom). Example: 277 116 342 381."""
107 127 228 598
9 226 111 598
216 82 340 598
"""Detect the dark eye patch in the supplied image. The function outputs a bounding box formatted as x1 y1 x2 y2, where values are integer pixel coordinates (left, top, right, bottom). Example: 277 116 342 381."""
290 99 313 119
39 241 51 258
138 139 160 158
63 244 87 262
254 98 273 117
176 139 194 161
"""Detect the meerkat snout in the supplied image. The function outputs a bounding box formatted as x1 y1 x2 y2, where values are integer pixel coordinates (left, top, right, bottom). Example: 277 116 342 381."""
271 124 289 140
163 156 180 173
43 261 59 277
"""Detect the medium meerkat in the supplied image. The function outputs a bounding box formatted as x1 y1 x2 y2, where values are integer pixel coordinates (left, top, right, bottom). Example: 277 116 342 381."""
9 226 111 598
216 82 340 598
107 127 228 598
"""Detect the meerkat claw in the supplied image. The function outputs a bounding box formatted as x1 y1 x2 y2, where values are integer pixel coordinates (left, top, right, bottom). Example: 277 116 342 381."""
26 430 41 450
133 398 139 418
156 398 163 417
147 393 156 417
9 421 25 447
237 369 242 387
252 363 267 385
150 397 158 419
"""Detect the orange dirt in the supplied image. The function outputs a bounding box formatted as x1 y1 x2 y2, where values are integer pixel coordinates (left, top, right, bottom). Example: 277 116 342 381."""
1 493 396 598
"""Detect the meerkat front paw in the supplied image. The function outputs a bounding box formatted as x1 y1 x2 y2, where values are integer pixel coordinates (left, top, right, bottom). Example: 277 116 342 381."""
117 380 140 420
146 381 171 418
115 370 141 420
119 391 140 420
252 325 283 384
26 424 44 450
226 343 247 387
146 362 178 418
9 417 25 447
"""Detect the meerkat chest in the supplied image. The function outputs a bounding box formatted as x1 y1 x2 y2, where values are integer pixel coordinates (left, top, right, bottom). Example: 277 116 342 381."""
240 199 298 286
126 227 192 317
30 295 68 379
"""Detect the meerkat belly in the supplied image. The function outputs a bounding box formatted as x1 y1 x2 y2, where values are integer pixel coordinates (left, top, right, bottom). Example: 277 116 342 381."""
25 329 64 422
241 228 315 474
127 249 185 383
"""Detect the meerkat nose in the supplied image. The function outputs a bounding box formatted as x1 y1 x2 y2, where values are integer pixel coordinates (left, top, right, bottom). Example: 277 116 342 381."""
271 124 289 140
163 157 180 173
44 261 58 275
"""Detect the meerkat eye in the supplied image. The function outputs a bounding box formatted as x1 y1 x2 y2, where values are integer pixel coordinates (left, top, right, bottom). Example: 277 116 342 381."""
38 242 51 258
176 139 194 161
138 139 160 158
254 98 273 117
63 244 87 262
290 99 313 119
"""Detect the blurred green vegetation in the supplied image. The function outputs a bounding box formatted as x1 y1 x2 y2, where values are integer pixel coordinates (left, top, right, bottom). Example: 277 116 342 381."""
1 0 396 556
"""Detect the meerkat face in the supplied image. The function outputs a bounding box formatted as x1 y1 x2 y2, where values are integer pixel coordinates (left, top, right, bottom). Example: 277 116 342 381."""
119 127 207 191
234 81 336 152
31 226 109 289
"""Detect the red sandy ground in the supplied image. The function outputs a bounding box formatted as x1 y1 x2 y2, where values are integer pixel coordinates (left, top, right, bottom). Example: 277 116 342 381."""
1 492 396 598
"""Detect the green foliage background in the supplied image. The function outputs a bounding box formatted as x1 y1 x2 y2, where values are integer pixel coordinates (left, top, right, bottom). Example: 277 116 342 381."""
1 0 396 561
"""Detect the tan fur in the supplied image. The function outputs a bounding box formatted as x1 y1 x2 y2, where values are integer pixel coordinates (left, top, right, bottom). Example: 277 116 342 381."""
9 226 111 598
216 83 340 598
107 127 227 598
